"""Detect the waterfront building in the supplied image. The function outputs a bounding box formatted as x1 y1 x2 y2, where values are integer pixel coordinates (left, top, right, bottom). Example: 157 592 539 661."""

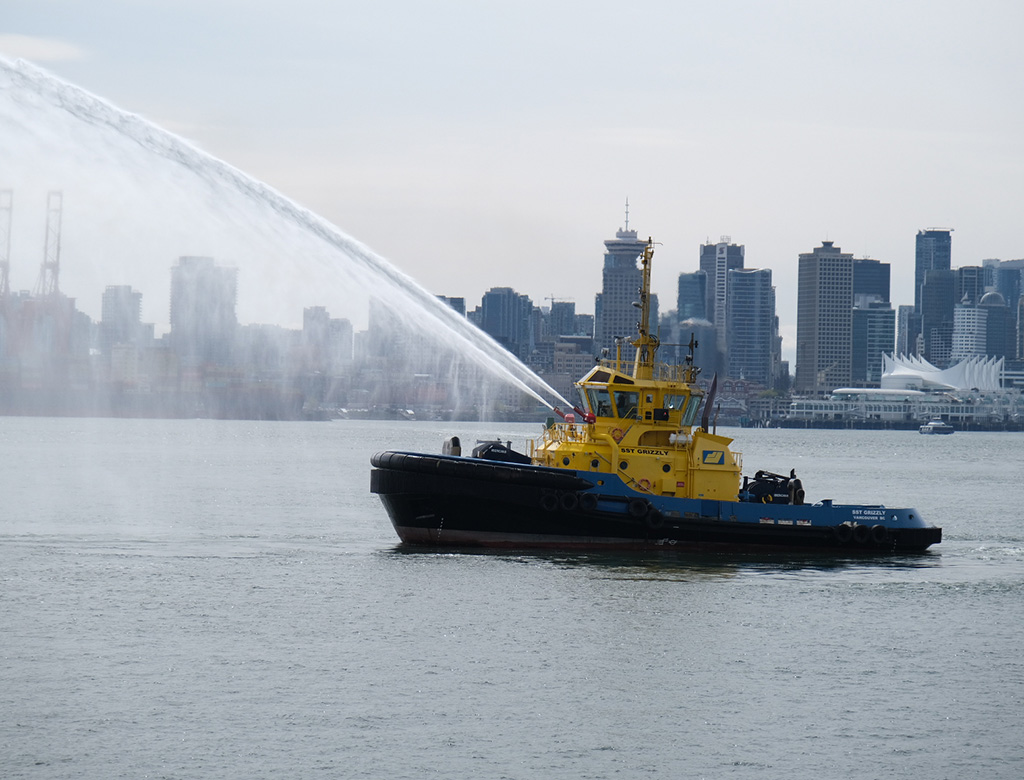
784 384 1023 429
795 241 853 395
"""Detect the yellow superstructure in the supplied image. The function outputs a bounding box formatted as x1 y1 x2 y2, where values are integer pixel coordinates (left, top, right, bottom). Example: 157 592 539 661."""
530 238 743 502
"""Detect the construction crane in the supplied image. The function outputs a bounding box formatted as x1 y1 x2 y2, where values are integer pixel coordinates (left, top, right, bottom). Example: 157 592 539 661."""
0 189 11 299
35 190 62 297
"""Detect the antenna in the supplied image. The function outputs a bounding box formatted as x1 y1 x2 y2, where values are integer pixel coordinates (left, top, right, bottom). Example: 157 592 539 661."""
624 197 630 231
35 190 63 297
0 190 11 299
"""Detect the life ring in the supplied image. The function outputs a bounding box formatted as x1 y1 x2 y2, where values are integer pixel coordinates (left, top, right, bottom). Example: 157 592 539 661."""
834 522 853 543
559 492 579 512
627 498 649 519
853 523 871 544
638 478 653 492
579 493 598 512
540 493 558 512
870 524 888 544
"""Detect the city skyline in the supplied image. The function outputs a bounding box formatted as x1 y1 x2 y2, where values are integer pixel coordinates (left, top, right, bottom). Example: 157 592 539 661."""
2 1 1023 368
1 193 1017 376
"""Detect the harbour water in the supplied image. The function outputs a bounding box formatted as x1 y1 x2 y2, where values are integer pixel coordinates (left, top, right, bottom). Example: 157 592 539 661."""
2 418 1023 779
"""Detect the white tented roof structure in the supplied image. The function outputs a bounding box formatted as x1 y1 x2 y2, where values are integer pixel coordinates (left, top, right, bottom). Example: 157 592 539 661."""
881 354 1004 392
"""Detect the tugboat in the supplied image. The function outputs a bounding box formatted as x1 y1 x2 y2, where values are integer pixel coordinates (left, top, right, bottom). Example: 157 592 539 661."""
370 239 941 553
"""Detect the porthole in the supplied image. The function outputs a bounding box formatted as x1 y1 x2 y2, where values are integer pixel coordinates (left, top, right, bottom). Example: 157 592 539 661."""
619 461 628 470
591 459 599 469
562 457 571 466
662 464 671 473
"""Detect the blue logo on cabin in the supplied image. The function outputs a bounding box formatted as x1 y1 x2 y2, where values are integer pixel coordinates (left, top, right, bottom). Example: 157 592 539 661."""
702 450 724 465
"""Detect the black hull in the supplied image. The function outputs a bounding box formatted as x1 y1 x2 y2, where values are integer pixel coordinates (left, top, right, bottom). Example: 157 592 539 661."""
370 452 941 554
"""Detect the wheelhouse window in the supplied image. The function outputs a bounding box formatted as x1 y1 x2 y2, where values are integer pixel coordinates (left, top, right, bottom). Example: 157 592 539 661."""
613 390 639 419
681 395 701 426
663 393 687 410
585 387 614 418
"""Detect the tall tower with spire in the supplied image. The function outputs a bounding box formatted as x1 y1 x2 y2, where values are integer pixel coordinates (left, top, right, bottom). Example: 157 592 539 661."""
596 200 652 363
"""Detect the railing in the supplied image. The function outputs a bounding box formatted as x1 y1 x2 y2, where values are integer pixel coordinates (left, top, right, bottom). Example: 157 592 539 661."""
593 359 697 384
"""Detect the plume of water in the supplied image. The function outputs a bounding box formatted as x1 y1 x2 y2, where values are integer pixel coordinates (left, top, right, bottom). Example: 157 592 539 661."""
0 56 570 411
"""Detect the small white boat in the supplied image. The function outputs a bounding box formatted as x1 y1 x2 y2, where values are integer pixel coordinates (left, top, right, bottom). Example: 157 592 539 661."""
920 419 954 435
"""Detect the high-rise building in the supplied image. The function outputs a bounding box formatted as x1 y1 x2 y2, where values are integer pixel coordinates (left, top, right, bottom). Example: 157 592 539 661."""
596 216 648 362
985 258 1024 315
853 258 890 307
99 285 142 356
955 266 985 305
921 228 950 313
1018 297 1024 360
852 302 895 385
169 256 238 366
477 286 535 361
437 296 466 316
699 239 744 357
676 271 707 322
795 241 853 395
914 228 952 314
303 306 353 371
726 268 776 386
920 268 955 366
850 258 894 386
896 305 916 356
951 304 988 363
981 291 1013 359
549 301 577 338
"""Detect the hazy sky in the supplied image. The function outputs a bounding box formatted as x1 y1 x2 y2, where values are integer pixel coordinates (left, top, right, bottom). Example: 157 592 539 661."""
3 0 1023 363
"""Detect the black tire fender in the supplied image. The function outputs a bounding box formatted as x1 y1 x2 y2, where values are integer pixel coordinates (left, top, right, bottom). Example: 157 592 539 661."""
627 498 649 519
645 510 665 530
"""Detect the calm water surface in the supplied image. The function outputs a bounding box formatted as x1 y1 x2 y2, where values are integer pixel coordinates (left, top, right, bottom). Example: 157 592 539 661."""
2 418 1022 779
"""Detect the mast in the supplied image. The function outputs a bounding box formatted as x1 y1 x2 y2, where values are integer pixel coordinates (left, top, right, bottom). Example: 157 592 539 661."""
630 237 659 379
